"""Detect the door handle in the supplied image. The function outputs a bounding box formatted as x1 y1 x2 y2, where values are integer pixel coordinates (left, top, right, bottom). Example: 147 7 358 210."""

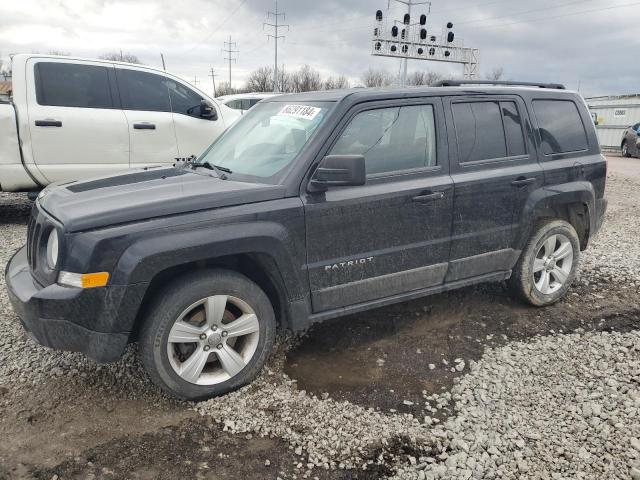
412 191 445 203
35 119 62 127
133 123 156 130
511 177 536 188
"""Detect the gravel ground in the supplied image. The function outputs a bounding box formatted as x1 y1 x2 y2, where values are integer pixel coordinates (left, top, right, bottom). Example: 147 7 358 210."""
0 157 639 479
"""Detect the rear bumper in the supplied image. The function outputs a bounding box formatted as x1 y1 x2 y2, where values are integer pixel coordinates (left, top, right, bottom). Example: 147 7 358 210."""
5 246 146 363
593 197 607 237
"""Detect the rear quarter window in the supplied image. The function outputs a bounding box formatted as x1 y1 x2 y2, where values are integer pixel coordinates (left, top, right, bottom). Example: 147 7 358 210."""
532 99 588 155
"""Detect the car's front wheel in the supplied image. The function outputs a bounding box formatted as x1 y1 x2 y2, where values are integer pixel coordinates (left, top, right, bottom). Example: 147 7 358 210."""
139 269 276 401
622 141 631 157
509 220 580 307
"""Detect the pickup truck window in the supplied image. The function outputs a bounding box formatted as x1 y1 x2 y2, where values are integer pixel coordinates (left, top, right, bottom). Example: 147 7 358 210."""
165 80 204 118
35 62 114 108
533 99 588 155
116 69 171 112
198 101 332 181
330 105 437 175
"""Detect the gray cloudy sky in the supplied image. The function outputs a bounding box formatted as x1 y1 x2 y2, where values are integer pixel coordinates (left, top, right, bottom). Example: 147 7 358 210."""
1 0 639 97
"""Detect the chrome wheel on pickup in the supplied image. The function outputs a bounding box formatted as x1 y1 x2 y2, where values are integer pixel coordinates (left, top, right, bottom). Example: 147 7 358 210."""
140 270 276 401
509 220 580 307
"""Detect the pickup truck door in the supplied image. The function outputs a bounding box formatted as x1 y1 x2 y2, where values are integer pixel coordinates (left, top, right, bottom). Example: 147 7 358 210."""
303 99 453 312
25 59 130 182
115 67 179 167
165 81 233 159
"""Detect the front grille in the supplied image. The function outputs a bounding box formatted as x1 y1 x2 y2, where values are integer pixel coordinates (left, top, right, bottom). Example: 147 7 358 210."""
26 204 55 286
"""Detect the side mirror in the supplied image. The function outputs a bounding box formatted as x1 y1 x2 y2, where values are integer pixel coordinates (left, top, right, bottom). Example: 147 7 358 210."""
200 100 218 120
309 155 366 192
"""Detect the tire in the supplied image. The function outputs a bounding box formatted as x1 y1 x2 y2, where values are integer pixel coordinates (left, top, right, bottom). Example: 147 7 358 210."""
509 220 580 307
622 141 631 157
139 269 276 401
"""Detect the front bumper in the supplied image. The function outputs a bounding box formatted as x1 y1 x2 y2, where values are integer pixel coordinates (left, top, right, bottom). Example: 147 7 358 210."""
5 246 147 363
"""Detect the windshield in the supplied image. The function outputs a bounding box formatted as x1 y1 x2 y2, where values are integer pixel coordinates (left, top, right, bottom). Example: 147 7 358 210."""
197 101 333 182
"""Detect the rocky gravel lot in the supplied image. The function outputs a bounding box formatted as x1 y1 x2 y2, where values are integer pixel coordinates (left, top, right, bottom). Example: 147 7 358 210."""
0 157 639 480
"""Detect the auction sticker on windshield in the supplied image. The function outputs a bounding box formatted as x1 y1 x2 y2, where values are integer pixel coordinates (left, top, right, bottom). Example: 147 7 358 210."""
278 104 321 120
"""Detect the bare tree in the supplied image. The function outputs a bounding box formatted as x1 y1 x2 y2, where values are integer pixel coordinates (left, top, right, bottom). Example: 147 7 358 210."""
246 66 274 92
277 66 292 93
0 55 11 80
361 68 395 88
323 74 350 90
406 71 444 86
485 67 504 81
99 51 142 64
290 65 322 93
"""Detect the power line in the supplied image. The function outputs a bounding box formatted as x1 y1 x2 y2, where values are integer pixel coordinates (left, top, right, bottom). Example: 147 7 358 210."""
264 0 289 93
456 0 598 25
184 0 248 53
222 35 239 87
466 0 640 30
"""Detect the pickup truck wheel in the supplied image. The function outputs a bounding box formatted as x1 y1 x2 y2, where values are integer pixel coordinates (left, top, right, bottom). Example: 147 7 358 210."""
622 142 631 157
509 220 580 307
139 269 276 401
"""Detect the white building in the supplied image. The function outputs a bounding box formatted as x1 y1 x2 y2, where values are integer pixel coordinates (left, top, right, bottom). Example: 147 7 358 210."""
586 95 640 151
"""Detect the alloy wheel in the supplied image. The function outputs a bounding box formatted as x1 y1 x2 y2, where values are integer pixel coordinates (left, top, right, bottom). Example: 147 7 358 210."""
166 295 260 385
532 233 574 295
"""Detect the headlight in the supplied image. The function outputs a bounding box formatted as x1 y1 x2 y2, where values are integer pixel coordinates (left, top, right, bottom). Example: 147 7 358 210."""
46 229 59 269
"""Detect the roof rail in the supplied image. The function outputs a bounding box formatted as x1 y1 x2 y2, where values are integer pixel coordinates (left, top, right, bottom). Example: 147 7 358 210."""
432 80 566 90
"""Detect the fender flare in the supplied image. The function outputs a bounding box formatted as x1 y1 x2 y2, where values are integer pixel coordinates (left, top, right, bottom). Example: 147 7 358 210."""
515 181 596 251
110 220 307 302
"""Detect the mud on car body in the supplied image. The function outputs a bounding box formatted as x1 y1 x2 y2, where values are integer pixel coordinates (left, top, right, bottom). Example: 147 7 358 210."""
6 81 607 400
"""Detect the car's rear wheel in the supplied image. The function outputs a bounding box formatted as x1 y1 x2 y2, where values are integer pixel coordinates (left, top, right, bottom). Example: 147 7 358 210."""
139 269 276 401
509 220 580 306
622 141 631 157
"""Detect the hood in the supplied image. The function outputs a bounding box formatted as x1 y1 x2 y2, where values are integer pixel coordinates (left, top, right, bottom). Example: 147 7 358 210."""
39 167 286 232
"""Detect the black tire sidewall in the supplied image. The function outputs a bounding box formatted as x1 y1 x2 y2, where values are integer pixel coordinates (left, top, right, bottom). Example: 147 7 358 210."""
140 269 276 401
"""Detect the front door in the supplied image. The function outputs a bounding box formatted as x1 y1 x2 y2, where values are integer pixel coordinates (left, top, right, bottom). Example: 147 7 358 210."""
115 67 179 168
26 59 130 183
303 99 453 312
444 96 543 281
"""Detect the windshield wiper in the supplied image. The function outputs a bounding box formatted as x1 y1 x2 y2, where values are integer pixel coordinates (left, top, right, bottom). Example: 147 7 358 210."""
191 160 231 179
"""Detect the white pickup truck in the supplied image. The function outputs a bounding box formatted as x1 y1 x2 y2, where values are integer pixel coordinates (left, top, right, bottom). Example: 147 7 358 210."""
0 54 240 192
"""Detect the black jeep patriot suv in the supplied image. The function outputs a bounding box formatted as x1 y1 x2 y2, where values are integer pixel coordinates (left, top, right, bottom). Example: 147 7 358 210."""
6 81 607 400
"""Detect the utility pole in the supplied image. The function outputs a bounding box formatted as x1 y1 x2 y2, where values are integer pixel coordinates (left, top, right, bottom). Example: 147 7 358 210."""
388 0 430 86
209 67 218 97
192 76 200 87
222 36 239 89
264 1 289 93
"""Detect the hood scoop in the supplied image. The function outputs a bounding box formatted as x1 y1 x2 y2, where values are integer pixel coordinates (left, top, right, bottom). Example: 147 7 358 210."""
66 168 187 193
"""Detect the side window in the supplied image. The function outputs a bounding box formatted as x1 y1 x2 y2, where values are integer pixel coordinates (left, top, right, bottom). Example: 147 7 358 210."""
116 69 171 112
35 62 113 108
166 80 203 118
452 101 506 162
226 99 242 110
501 101 526 156
330 105 437 175
532 99 588 155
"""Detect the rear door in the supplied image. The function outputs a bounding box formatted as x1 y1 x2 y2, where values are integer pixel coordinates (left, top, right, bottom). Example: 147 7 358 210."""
444 95 542 282
303 98 453 312
115 67 178 167
26 59 129 182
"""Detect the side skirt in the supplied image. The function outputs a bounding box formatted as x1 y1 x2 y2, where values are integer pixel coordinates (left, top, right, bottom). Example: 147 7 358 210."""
304 270 512 326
